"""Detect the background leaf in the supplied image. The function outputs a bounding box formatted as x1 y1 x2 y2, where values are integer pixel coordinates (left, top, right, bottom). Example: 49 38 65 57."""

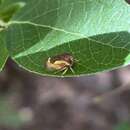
0 0 25 71
0 0 3 5
0 31 8 71
6 0 130 76
0 2 25 22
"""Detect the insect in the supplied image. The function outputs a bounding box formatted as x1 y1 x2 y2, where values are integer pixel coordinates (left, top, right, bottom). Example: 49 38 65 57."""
46 53 75 75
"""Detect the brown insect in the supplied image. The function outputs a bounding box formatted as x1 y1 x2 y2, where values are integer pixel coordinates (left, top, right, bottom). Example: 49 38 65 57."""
46 53 75 75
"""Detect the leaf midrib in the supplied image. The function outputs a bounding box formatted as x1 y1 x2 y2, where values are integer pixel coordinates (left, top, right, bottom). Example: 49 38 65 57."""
7 20 130 59
9 20 129 45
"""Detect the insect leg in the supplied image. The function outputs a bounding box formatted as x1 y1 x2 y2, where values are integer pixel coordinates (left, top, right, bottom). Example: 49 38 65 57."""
70 67 75 74
54 67 66 75
62 68 68 75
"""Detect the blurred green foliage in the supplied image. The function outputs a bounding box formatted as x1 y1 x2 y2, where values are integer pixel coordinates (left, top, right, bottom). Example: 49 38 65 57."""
114 122 130 130
0 0 3 5
0 2 25 22
0 97 23 127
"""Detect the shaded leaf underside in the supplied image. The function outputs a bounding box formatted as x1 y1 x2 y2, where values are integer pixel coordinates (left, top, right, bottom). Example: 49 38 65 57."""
6 0 130 76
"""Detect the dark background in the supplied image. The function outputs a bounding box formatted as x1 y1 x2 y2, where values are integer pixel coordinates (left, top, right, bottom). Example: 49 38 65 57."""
0 58 130 130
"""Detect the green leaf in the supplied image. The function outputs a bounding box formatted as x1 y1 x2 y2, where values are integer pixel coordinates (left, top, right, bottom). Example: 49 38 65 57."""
6 0 130 76
0 2 25 22
0 31 8 71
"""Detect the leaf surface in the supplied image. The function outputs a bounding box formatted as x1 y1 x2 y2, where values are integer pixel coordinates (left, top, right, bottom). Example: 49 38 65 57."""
6 0 130 76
